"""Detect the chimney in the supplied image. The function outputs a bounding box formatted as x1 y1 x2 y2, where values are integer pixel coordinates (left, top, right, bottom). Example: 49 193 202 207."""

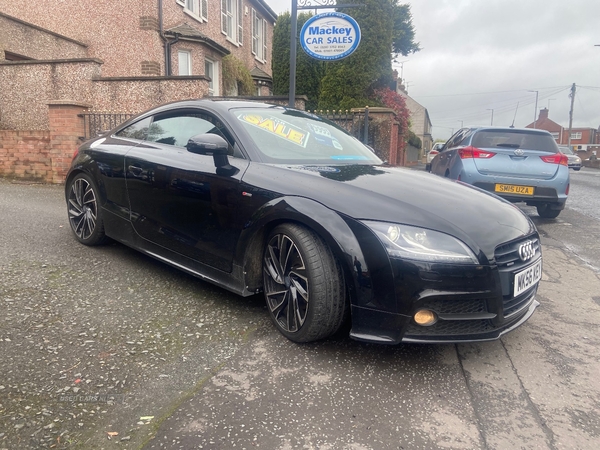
539 108 549 121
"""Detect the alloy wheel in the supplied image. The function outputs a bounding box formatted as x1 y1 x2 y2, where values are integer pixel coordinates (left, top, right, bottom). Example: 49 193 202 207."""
68 177 98 240
264 233 309 333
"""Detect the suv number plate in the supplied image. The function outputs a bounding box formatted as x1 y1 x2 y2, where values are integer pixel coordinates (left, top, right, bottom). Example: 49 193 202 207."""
513 259 542 297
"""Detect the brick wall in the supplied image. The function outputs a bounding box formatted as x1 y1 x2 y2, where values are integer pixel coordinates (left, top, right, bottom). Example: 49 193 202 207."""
0 102 87 183
0 130 51 180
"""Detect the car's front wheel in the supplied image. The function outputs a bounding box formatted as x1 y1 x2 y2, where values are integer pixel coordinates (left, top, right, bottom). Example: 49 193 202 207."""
536 204 561 219
67 173 108 245
263 224 346 343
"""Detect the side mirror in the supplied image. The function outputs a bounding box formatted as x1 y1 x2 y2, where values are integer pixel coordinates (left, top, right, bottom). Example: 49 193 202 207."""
186 134 237 176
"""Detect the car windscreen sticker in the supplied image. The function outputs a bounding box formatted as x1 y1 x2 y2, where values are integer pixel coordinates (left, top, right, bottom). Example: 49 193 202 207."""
307 123 343 150
237 114 309 147
330 155 370 160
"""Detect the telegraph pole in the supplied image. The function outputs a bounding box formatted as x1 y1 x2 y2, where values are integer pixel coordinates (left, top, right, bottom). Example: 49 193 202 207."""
567 83 576 149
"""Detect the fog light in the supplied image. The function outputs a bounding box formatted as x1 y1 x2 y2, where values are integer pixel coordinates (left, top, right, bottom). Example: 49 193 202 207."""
414 309 437 326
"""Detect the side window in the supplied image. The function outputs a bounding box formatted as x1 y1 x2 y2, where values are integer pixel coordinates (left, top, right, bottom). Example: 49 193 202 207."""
146 114 219 147
145 110 244 158
445 128 470 149
115 117 152 140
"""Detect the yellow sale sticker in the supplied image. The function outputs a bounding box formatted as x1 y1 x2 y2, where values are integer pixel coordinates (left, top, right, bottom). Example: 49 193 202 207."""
238 114 309 147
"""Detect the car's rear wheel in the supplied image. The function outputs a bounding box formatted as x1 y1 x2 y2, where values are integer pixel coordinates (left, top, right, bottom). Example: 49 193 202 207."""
263 224 346 343
536 204 561 219
67 173 108 245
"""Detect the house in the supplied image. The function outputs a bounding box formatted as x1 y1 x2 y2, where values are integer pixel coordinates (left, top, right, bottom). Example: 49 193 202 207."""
0 0 277 182
526 108 599 151
393 72 433 162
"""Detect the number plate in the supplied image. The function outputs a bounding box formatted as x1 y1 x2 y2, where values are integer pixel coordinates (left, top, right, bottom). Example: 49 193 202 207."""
513 259 542 297
495 184 534 195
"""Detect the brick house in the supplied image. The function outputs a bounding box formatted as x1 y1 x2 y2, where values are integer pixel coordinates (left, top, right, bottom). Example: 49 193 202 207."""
526 108 600 151
0 0 277 182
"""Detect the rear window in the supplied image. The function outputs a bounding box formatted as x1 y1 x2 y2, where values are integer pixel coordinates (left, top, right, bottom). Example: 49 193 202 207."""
472 130 558 152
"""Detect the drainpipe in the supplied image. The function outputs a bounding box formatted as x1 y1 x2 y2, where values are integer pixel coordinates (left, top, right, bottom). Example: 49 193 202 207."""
166 35 180 76
158 0 168 75
158 0 180 76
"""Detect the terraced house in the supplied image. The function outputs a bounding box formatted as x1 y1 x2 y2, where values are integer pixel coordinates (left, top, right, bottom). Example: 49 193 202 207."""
0 0 277 182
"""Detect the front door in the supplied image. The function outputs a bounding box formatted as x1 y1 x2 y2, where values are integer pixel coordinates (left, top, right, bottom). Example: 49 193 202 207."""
125 109 248 272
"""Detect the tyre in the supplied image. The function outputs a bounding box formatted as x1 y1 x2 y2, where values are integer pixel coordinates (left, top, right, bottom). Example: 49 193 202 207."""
536 204 561 219
263 224 346 343
574 168 581 171
67 173 108 245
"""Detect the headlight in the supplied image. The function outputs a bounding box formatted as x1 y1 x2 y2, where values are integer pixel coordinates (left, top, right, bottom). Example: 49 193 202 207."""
362 221 478 264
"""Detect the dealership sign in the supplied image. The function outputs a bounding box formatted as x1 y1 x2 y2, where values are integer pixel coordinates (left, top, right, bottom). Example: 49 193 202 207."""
300 12 361 61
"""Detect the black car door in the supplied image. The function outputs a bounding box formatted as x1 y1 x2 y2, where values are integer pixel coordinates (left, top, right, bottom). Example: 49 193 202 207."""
124 108 249 272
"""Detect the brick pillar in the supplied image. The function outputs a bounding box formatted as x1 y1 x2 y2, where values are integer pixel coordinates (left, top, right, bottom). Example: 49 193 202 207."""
48 100 91 184
389 121 399 166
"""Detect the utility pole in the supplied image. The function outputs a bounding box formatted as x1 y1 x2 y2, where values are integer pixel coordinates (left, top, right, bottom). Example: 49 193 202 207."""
528 90 539 128
487 109 494 126
567 83 576 150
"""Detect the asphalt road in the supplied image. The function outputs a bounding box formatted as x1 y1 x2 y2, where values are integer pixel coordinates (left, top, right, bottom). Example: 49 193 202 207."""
1 172 599 450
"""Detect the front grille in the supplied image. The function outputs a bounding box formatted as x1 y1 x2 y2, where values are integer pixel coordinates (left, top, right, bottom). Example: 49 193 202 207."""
406 318 495 336
419 299 487 315
495 235 541 318
495 237 540 271
504 288 537 319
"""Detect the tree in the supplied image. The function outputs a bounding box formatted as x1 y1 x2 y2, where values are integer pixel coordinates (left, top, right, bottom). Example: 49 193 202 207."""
272 12 325 111
318 1 419 111
270 1 420 112
392 3 420 56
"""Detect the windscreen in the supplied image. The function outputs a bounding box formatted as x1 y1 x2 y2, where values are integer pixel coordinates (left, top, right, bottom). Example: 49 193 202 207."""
472 130 559 152
233 107 382 164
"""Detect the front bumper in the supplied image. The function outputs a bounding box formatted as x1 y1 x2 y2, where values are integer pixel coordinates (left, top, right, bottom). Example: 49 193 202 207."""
349 236 541 345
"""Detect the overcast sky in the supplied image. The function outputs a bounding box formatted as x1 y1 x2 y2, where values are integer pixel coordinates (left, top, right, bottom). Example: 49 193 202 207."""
264 0 600 140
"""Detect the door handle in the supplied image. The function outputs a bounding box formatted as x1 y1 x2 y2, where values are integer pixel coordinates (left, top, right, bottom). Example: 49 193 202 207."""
128 165 143 176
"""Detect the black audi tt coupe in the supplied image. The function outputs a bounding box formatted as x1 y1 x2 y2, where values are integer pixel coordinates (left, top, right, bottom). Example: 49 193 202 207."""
65 99 541 344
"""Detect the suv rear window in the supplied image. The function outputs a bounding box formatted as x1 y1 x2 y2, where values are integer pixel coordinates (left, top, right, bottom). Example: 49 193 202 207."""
472 130 558 152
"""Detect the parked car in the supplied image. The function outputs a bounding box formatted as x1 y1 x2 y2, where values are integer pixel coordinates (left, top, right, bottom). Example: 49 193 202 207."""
558 146 582 171
430 127 569 219
66 100 541 345
426 142 444 171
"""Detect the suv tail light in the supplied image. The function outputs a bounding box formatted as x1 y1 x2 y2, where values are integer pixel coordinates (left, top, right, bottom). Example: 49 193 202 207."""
540 153 568 166
458 146 496 159
429 150 439 156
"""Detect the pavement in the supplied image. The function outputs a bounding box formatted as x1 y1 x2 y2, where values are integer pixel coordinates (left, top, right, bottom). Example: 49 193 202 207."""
1 178 600 449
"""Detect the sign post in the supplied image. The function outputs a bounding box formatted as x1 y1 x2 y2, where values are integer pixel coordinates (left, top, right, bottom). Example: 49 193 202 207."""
288 0 362 108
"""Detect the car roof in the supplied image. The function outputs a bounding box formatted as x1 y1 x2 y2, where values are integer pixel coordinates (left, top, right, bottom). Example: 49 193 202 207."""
469 126 552 135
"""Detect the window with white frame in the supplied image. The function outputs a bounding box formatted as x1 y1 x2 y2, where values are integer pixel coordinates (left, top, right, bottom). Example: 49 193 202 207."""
570 132 582 140
252 9 267 62
177 0 208 21
550 132 559 141
221 0 243 45
205 58 219 96
178 50 192 76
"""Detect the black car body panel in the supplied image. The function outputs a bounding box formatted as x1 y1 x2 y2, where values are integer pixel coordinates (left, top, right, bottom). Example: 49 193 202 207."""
65 99 541 345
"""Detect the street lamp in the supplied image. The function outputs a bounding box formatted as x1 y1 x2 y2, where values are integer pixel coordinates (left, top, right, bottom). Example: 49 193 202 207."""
458 120 463 128
487 109 494 126
528 90 539 129
547 98 556 110
394 59 409 84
